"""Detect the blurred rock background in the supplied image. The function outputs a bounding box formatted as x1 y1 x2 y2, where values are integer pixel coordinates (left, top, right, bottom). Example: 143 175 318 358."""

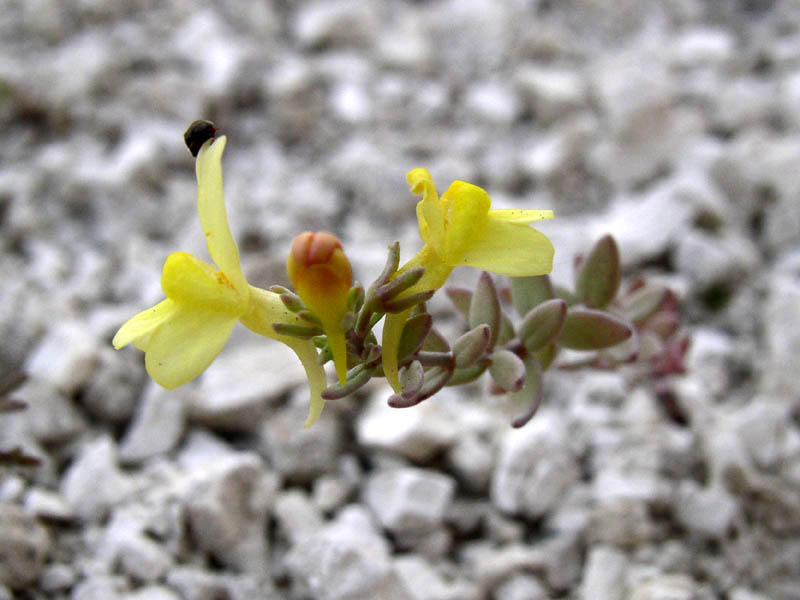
1 0 800 599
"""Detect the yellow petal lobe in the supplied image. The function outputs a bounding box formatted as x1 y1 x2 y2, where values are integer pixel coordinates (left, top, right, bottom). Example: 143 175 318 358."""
144 306 238 389
196 136 247 296
113 298 178 350
161 252 248 314
407 168 445 253
458 218 554 276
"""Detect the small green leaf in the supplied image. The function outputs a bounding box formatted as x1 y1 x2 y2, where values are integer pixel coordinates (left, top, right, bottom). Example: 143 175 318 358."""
519 299 567 352
489 349 526 392
422 327 450 352
534 343 558 371
510 274 554 317
280 292 305 314
558 308 633 350
447 359 490 386
399 360 425 396
622 284 668 324
453 324 491 369
554 285 579 306
497 312 516 346
508 356 543 428
397 313 433 362
469 272 501 349
322 364 374 399
382 289 435 313
378 267 425 301
575 234 621 309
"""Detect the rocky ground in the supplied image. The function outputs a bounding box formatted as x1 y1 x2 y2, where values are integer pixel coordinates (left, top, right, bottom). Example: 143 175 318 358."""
1 1 800 599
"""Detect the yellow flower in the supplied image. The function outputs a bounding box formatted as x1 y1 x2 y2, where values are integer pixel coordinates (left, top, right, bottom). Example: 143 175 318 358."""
113 136 328 427
287 232 353 385
382 168 555 392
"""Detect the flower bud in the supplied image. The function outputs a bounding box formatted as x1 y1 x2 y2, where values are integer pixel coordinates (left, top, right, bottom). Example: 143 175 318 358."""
287 232 353 384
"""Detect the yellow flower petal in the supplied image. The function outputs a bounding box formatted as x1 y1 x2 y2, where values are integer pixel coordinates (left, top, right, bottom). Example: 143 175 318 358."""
144 305 238 390
161 252 247 314
196 136 247 296
440 181 491 264
407 168 445 252
457 218 554 276
239 286 328 427
113 298 178 350
487 208 554 224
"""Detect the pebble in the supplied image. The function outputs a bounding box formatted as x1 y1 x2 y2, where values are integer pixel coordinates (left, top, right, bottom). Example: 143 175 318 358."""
0 503 50 588
259 393 342 483
190 343 310 431
363 466 456 537
491 410 580 520
119 384 186 465
284 505 412 600
183 453 277 572
60 436 134 522
764 275 800 398
515 66 586 123
24 321 99 395
356 388 459 463
493 573 549 600
672 481 739 539
580 545 628 600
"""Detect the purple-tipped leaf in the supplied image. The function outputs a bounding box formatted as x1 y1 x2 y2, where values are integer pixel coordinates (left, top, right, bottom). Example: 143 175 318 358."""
453 324 491 369
508 356 543 428
559 308 633 350
575 235 621 309
519 299 567 352
489 349 526 393
397 313 433 362
469 272 501 349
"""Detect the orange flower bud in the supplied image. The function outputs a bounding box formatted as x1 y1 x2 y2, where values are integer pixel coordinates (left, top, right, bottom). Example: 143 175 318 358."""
287 232 353 384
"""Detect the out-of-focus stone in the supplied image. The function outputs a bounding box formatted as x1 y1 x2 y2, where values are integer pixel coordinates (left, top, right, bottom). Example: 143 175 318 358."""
394 555 479 600
293 0 377 49
38 563 76 593
629 574 698 600
273 490 324 546
672 481 738 538
491 410 580 520
119 385 186 465
580 545 628 600
284 505 412 600
356 389 459 463
363 467 455 537
191 343 309 431
764 275 800 399
23 488 73 521
674 231 758 292
515 66 586 123
8 379 86 444
184 453 277 572
587 498 657 547
81 347 143 423
462 81 522 125
61 436 134 522
493 573 549 600
259 393 342 483
446 433 494 493
25 321 99 395
0 503 50 588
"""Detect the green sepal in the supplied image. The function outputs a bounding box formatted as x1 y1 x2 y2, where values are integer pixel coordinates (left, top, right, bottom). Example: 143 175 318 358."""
382 289 435 313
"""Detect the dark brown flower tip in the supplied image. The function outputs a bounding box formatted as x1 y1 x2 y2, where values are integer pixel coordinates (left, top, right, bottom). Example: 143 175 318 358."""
184 120 217 157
